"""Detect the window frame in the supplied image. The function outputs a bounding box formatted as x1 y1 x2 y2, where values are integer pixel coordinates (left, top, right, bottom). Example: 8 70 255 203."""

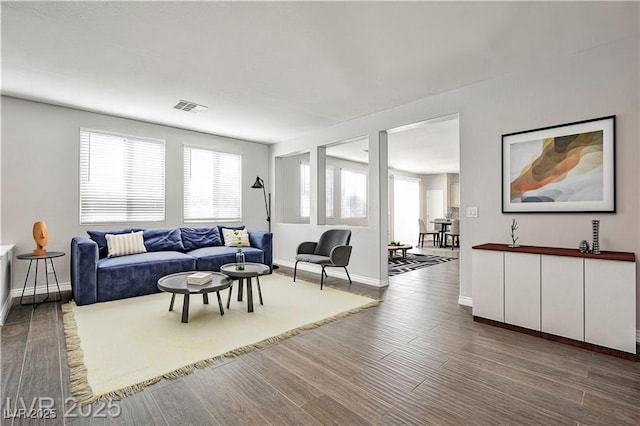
300 162 311 219
79 128 166 225
325 166 335 219
340 167 368 219
183 145 243 223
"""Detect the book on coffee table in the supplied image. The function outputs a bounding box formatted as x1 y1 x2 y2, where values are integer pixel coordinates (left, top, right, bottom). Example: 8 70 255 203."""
187 272 212 285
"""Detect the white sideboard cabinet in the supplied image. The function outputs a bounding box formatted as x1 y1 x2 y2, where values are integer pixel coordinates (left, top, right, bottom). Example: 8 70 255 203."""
472 243 636 360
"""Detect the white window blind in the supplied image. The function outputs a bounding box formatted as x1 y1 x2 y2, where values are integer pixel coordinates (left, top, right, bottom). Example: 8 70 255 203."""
80 129 165 224
341 169 367 218
300 162 311 218
184 146 241 222
326 166 334 218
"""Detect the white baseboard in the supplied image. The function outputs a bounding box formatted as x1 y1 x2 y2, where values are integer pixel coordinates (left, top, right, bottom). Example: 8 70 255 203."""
274 259 388 288
458 295 473 307
10 281 71 299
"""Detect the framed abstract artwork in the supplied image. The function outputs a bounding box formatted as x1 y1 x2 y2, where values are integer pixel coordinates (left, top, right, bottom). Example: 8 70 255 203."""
502 116 615 213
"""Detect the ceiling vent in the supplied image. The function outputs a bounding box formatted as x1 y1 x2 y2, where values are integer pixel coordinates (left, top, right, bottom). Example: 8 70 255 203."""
173 100 208 114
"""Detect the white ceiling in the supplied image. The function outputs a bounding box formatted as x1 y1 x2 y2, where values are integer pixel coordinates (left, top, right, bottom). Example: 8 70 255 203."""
388 115 460 174
2 2 638 166
324 115 460 175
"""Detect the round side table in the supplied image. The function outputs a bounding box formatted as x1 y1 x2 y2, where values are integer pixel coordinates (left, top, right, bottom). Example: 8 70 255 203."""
16 251 65 308
157 271 231 323
220 263 270 313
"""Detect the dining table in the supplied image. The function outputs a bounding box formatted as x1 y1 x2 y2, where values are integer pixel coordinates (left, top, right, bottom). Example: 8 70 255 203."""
430 220 452 248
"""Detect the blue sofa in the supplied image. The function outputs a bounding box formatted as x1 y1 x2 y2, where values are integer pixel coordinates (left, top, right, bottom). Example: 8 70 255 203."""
70 225 272 305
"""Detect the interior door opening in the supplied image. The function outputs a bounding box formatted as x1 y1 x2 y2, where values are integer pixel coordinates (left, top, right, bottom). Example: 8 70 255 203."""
385 113 460 277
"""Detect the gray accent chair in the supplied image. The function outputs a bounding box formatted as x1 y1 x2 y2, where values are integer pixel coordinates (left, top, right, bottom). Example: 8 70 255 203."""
293 229 352 290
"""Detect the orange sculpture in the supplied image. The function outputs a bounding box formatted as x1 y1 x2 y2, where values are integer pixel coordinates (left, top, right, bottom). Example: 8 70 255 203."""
33 221 49 256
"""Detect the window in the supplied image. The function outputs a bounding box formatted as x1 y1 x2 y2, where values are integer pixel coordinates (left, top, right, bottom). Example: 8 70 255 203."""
80 129 165 224
326 166 334 218
300 162 311 218
183 146 241 222
341 169 367 218
393 175 420 244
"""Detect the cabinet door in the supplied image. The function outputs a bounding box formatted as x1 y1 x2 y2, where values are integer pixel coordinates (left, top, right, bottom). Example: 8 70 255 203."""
541 255 583 341
584 259 636 354
472 250 504 322
505 252 540 331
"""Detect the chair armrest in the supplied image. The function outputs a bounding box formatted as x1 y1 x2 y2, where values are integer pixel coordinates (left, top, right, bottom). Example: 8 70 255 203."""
248 231 273 270
329 245 352 267
297 241 317 255
70 237 99 305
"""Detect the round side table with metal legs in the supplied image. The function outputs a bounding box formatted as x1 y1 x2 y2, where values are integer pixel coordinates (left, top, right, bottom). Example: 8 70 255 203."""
16 251 65 308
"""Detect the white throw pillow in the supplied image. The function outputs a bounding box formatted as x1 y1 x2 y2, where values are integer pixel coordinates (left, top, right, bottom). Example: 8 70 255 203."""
106 231 147 257
222 228 251 248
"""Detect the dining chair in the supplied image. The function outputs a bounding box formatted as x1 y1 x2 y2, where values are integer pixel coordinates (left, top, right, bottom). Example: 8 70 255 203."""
445 219 460 249
433 218 449 247
418 219 439 247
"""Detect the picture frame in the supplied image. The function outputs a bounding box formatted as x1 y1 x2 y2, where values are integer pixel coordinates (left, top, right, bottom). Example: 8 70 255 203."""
502 116 615 213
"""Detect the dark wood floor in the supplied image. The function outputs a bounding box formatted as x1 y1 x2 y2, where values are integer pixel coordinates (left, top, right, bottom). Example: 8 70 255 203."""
3 252 640 425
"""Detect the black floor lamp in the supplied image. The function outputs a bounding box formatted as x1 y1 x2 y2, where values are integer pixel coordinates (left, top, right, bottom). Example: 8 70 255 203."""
251 176 278 269
251 176 271 232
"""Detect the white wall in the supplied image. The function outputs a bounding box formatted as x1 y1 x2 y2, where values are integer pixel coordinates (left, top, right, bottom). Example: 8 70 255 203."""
278 152 310 223
271 35 640 328
1 97 270 292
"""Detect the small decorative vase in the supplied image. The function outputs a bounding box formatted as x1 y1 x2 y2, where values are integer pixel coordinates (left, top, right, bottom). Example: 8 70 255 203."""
591 220 600 254
579 240 590 253
235 251 245 270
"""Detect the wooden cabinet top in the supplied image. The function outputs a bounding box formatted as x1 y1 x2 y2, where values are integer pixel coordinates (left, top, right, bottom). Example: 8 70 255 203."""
472 243 635 262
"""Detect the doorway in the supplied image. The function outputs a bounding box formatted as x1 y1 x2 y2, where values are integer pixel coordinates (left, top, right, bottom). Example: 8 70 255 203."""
386 113 460 276
426 189 445 226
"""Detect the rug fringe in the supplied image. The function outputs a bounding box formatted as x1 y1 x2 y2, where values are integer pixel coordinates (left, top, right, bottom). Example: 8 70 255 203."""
62 289 381 405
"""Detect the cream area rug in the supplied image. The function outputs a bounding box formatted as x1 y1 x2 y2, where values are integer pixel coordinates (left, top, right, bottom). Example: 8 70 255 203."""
62 273 379 404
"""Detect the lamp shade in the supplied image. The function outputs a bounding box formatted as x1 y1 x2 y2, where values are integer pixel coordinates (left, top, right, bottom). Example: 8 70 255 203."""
251 176 264 189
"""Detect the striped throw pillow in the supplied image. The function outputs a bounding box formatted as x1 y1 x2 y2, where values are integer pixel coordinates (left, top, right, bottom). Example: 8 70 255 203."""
106 231 147 257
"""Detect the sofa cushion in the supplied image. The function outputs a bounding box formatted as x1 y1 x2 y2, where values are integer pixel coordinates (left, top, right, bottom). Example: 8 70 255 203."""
181 227 222 250
144 228 185 252
88 228 140 258
221 228 251 248
106 231 147 257
188 246 263 271
96 251 196 302
217 225 245 245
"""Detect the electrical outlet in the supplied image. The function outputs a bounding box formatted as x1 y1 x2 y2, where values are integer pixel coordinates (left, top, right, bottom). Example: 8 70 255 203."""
466 207 478 218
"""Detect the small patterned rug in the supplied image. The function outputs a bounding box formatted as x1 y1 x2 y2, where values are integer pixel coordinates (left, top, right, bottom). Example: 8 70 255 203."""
388 253 456 276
